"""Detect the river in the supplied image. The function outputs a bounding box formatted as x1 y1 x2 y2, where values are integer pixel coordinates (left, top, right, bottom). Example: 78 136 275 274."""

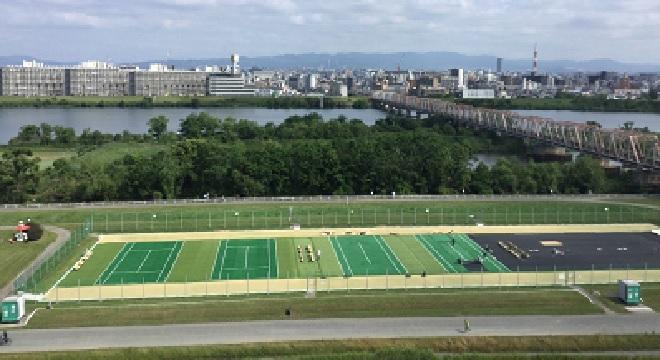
0 108 386 144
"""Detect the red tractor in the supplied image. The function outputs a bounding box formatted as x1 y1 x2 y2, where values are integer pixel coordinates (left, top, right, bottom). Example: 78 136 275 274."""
9 220 42 243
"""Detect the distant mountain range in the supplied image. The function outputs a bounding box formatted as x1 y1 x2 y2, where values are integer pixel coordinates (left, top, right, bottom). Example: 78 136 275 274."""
2 52 659 73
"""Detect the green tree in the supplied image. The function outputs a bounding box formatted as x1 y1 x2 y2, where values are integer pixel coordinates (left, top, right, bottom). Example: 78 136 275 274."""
0 149 40 203
148 115 169 140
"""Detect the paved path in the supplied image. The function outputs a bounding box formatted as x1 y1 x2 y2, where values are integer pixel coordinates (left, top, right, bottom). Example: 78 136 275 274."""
0 226 70 299
1 314 659 353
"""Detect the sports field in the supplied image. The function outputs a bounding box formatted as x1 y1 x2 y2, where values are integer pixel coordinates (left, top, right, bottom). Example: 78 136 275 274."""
96 242 183 284
57 233 518 287
211 239 277 280
416 234 509 273
330 235 407 276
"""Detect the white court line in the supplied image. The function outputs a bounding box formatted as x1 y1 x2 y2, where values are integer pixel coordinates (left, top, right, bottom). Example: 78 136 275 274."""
112 270 160 274
219 241 229 279
136 250 152 272
210 240 222 280
273 239 279 278
156 242 179 282
223 266 270 270
332 236 353 276
244 247 249 269
375 235 407 274
97 242 134 284
267 239 271 278
416 235 451 272
163 242 184 282
358 243 372 264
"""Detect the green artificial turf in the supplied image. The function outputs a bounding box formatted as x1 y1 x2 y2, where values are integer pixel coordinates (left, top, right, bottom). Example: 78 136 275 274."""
211 239 277 280
59 242 124 287
382 235 446 275
167 240 219 282
330 235 406 276
96 241 182 284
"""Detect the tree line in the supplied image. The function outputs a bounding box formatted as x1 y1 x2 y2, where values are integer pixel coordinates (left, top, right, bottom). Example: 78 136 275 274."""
0 112 639 203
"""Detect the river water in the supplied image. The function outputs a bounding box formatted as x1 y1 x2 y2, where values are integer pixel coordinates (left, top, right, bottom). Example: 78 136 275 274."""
0 108 386 144
0 107 658 145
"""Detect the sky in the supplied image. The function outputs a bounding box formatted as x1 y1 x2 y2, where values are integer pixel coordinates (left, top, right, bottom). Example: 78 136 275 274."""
1 0 659 63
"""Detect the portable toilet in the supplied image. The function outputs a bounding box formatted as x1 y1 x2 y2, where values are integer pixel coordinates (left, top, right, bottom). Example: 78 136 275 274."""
618 280 641 305
1 296 25 323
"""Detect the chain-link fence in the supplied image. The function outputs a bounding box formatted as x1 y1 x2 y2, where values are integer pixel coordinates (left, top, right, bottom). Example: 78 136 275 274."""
13 218 92 293
47 268 660 301
87 204 659 233
1 194 657 210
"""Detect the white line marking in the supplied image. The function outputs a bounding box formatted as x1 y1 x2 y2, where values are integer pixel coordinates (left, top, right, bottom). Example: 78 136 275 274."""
210 240 222 280
273 239 279 278
52 240 101 292
416 235 451 272
331 236 353 276
156 242 179 282
244 247 249 269
358 243 372 264
376 235 407 274
136 250 151 272
163 242 184 282
219 241 229 279
98 242 134 284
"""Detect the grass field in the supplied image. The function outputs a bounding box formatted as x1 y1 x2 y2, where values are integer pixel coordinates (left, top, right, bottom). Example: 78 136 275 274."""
96 241 182 284
276 237 343 278
211 239 277 280
1 200 656 231
24 288 601 328
55 233 516 287
0 230 55 288
416 234 509 273
583 283 660 313
4 335 660 360
168 240 218 282
381 235 446 275
330 235 407 276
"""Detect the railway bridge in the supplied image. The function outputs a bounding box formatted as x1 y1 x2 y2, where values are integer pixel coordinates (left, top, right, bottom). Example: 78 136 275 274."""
372 92 660 171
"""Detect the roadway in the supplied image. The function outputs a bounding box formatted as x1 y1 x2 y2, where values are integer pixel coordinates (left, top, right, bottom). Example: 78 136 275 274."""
1 314 659 353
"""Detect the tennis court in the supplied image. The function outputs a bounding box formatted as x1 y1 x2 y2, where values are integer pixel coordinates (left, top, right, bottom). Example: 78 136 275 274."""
96 241 183 284
210 239 278 280
330 235 407 276
416 233 509 273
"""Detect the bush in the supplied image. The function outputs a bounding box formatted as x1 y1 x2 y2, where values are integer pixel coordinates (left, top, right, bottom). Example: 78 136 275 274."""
27 222 44 241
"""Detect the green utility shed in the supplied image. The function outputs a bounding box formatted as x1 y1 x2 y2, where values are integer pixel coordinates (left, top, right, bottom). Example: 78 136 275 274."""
618 280 641 305
1 296 25 323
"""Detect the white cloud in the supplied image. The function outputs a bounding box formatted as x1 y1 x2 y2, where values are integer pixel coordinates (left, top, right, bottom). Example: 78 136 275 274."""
55 11 106 27
161 19 191 29
1 0 660 63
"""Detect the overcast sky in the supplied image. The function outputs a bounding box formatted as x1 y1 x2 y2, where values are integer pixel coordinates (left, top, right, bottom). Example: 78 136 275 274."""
1 0 659 63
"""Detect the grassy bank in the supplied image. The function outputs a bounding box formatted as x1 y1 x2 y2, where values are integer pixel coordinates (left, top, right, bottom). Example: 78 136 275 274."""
0 230 55 289
25 288 600 328
583 283 660 312
0 95 370 109
3 335 660 359
0 200 655 232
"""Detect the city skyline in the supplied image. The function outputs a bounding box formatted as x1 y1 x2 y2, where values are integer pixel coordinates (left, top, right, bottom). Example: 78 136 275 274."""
1 0 659 64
